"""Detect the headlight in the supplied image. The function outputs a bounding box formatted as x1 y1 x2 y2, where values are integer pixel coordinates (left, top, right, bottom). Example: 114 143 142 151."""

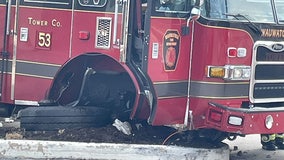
207 65 251 80
232 68 243 78
228 66 251 80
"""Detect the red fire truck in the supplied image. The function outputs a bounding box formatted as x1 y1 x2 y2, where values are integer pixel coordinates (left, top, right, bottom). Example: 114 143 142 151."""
1 0 284 142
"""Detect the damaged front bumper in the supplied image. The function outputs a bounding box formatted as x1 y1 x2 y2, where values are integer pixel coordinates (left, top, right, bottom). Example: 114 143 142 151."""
206 102 284 135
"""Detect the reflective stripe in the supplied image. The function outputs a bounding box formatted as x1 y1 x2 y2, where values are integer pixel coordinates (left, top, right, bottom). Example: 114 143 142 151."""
154 81 249 99
154 81 188 99
0 60 60 79
190 81 249 98
276 133 284 139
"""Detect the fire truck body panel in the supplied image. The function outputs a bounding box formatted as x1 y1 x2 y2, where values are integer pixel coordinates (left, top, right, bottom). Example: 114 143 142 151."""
190 0 284 135
71 10 121 60
0 1 73 105
148 0 284 135
187 20 254 131
1 0 284 139
146 14 191 125
17 7 72 64
191 21 254 76
147 18 190 81
0 1 128 105
206 101 284 134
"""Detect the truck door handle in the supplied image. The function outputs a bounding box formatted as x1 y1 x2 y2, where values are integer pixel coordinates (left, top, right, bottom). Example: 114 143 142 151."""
119 0 130 63
113 0 121 45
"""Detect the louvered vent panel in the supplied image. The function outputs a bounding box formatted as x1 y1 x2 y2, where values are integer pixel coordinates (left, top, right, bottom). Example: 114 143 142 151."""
95 17 112 49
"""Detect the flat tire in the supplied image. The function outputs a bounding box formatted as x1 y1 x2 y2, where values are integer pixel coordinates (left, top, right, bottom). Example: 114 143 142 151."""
19 106 111 131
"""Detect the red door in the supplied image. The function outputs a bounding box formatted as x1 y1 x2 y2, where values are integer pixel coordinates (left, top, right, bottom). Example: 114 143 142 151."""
146 0 193 126
14 0 73 105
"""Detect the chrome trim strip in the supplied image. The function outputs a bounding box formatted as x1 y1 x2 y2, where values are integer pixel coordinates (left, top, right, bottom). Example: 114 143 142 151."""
11 0 20 100
210 102 284 113
255 79 284 83
119 0 130 63
250 41 284 103
257 61 284 65
113 0 119 45
185 20 196 127
15 100 39 106
69 1 75 58
6 0 12 35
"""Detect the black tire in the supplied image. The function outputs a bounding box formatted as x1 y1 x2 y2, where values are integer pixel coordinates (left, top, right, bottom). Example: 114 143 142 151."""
19 106 111 131
197 129 228 144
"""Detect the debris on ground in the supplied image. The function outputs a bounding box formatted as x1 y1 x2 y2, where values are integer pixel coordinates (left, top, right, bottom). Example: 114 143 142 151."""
112 119 132 135
5 132 23 139
4 118 14 123
0 118 224 149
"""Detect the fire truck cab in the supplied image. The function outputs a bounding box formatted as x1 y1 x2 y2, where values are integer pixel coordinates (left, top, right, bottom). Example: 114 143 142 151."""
1 0 284 142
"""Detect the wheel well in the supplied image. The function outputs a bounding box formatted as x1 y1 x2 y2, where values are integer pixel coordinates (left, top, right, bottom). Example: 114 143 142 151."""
46 53 137 119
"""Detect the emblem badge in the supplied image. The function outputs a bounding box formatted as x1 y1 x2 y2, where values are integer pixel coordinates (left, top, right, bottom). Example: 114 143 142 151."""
163 30 180 71
272 43 284 51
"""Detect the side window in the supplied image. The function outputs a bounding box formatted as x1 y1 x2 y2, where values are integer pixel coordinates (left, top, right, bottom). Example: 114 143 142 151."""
23 0 70 5
275 0 284 23
75 0 114 12
78 0 107 7
153 0 194 17
156 0 192 12
158 0 184 11
0 0 6 4
202 0 226 19
22 0 72 8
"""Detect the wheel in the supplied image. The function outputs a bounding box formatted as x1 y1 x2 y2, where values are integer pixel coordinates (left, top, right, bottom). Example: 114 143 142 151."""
0 104 15 117
19 106 111 131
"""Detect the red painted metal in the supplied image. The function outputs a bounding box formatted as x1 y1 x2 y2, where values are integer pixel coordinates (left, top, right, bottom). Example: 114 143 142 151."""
148 18 190 82
191 22 254 82
206 102 284 134
1 1 284 136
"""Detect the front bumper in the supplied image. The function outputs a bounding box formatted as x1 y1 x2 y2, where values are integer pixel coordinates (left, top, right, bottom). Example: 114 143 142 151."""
206 102 284 134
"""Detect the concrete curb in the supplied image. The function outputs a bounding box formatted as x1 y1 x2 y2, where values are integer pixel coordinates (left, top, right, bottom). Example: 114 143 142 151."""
0 140 229 160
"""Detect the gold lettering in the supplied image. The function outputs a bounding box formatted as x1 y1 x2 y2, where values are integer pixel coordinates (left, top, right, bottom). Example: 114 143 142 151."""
28 17 32 24
52 19 61 27
261 29 284 38
27 17 48 26
272 30 277 37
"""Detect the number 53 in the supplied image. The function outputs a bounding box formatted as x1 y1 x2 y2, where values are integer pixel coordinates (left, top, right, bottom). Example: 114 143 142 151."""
37 32 51 49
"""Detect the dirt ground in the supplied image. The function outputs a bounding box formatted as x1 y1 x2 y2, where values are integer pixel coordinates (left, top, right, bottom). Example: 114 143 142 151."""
0 119 223 149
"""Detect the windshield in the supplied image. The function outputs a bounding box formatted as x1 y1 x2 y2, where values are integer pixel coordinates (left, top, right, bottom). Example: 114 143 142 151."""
275 0 284 23
200 0 283 23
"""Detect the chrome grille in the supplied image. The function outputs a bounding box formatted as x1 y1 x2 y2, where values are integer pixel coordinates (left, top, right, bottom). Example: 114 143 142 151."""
250 41 284 103
95 17 112 49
